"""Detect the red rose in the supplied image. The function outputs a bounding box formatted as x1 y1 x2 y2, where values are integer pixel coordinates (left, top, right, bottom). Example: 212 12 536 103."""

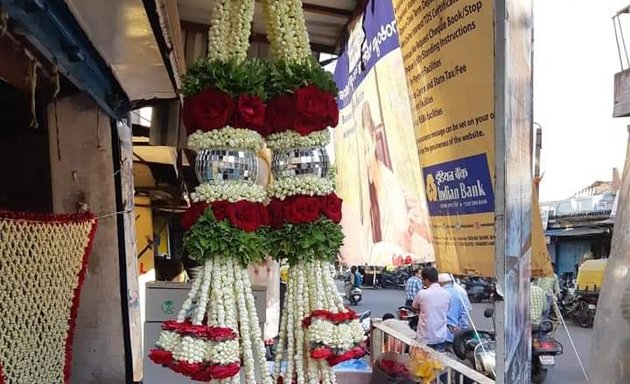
186 88 235 132
295 85 328 118
320 193 343 223
311 347 333 360
191 368 214 382
295 115 326 136
181 202 209 230
283 196 321 225
267 199 285 228
226 200 263 232
331 312 349 323
206 326 238 341
266 94 297 134
183 96 200 135
170 361 203 377
233 94 266 130
208 363 241 379
211 201 230 222
148 348 173 365
325 93 339 128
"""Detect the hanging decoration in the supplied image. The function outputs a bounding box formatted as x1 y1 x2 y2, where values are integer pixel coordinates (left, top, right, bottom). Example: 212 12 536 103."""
152 0 364 382
148 0 271 382
0 211 98 384
260 0 367 383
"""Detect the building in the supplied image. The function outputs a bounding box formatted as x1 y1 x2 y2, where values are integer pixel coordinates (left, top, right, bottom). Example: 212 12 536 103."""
541 170 620 277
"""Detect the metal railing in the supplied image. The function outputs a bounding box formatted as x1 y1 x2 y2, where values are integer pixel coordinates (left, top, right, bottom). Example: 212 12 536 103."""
371 322 495 384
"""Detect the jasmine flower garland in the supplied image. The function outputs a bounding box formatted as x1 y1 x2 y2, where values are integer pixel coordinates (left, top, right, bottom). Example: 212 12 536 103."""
265 130 330 152
266 176 335 200
192 182 267 204
187 128 264 153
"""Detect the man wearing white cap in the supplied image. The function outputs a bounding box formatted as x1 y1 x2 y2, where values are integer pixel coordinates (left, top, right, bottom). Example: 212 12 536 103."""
438 273 472 344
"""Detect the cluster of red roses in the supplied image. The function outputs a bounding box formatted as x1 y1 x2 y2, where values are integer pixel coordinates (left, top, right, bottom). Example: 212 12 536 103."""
182 193 342 233
301 309 357 328
183 85 339 137
161 320 238 341
310 346 367 367
148 349 240 382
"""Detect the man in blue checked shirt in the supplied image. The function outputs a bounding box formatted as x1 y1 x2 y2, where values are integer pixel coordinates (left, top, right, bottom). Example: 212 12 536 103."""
438 273 472 343
405 267 423 306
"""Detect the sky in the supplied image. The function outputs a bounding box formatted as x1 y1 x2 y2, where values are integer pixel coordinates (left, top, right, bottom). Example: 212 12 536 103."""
534 0 630 201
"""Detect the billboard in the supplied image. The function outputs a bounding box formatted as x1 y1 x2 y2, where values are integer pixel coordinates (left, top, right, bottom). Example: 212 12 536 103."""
391 0 496 276
333 0 435 267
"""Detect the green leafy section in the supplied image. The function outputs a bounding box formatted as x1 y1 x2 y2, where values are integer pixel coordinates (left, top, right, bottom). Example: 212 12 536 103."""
266 58 339 98
181 57 338 99
268 218 344 266
182 57 269 99
183 210 270 267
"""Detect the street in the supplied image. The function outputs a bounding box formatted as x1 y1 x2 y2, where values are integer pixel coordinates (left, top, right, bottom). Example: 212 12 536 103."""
348 286 592 384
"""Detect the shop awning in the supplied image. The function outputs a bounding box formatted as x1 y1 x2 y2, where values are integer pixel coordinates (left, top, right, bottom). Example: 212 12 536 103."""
545 226 611 237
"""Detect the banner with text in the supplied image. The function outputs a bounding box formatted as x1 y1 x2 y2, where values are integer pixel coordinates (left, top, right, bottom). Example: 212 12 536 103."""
392 0 495 276
333 0 435 268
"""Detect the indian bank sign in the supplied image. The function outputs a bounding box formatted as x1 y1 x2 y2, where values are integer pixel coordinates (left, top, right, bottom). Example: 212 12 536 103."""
423 153 495 216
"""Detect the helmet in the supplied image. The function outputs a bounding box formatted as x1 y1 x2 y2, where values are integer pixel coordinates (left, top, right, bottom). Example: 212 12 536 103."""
280 265 289 283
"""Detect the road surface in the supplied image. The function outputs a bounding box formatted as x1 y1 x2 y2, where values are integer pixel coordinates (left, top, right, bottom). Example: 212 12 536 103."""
345 285 591 384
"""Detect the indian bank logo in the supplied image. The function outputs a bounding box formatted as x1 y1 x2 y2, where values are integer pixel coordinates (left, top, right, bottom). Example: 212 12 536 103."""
426 173 438 202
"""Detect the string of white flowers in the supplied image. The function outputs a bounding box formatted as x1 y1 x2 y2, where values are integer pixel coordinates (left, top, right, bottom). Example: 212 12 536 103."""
223 259 241 383
188 128 265 153
295 265 307 383
211 258 226 326
177 262 206 322
227 0 255 61
193 260 214 324
312 261 325 309
265 130 330 152
287 0 311 61
285 268 297 381
319 360 332 384
241 266 274 384
235 265 257 383
192 181 267 203
274 294 289 379
208 0 230 59
260 0 300 62
266 175 335 200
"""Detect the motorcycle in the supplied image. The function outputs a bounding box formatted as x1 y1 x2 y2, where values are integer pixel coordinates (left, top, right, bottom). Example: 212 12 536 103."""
452 308 497 379
358 310 372 354
380 268 409 289
531 319 564 383
452 308 563 383
396 305 418 331
464 277 494 303
346 287 363 305
558 290 596 328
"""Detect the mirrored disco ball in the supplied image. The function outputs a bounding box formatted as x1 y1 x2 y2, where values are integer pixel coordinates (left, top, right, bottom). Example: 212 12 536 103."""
271 147 330 178
195 149 258 183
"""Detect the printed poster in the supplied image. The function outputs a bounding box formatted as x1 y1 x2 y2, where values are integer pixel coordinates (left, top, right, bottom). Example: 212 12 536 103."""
392 0 495 276
333 0 435 268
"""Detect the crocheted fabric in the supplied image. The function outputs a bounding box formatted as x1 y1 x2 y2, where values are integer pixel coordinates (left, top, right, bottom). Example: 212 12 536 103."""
0 211 97 384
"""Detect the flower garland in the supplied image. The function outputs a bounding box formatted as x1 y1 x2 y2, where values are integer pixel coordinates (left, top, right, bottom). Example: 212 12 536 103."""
266 176 335 200
0 211 97 384
265 129 330 152
188 127 265 153
151 1 273 383
192 181 267 203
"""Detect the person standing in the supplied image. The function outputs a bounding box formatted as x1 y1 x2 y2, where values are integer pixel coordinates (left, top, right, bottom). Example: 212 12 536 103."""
438 273 472 343
412 267 451 351
405 267 423 306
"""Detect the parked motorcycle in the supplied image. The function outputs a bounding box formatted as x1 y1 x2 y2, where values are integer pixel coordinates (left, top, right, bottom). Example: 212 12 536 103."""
463 277 494 303
452 308 563 383
380 268 409 289
558 290 596 328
